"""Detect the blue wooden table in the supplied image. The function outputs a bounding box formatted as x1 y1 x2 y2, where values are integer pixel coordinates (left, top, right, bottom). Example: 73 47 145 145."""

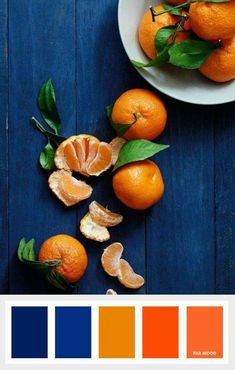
0 0 235 295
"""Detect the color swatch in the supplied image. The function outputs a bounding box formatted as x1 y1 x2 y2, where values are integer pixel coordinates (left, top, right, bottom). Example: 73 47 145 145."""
99 306 135 358
187 306 223 358
55 306 91 358
11 306 48 358
142 306 179 358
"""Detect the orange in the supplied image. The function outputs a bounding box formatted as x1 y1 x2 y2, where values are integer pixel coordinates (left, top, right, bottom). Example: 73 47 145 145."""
111 89 167 140
189 1 235 41
165 0 186 4
138 5 177 60
199 37 235 82
112 160 164 210
38 234 88 283
54 134 112 176
49 170 92 206
101 242 124 277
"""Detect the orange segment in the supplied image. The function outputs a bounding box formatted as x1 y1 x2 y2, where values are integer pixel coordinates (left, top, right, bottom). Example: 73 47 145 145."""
87 142 112 176
49 170 92 206
117 259 145 289
80 213 110 242
86 138 100 166
63 142 80 171
101 242 124 277
89 201 123 227
110 137 126 165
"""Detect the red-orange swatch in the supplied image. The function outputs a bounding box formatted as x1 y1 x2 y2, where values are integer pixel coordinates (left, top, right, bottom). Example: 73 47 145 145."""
187 306 223 358
142 307 179 358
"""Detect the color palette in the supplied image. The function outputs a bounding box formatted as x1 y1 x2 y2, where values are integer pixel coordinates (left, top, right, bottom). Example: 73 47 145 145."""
6 301 228 365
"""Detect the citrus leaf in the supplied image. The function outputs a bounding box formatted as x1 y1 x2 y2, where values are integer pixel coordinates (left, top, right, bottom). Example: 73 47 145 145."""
38 79 61 134
39 142 55 171
155 26 176 53
27 239 37 261
163 3 182 15
113 139 170 171
32 117 66 145
106 104 135 137
169 40 218 69
45 270 74 291
18 238 26 262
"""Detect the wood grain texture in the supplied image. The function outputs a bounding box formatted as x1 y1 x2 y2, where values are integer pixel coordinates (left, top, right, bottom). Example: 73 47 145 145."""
0 0 234 294
0 0 9 293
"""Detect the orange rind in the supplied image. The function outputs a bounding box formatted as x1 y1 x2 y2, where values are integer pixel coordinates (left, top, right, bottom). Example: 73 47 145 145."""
118 259 145 289
110 137 126 165
89 201 123 227
48 170 92 206
80 213 110 242
55 135 112 177
101 242 124 276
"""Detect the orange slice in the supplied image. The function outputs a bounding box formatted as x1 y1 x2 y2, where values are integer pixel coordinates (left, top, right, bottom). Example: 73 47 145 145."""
117 259 145 289
101 242 124 276
89 201 123 227
49 170 92 206
80 213 110 242
106 289 117 295
110 137 126 165
54 135 112 177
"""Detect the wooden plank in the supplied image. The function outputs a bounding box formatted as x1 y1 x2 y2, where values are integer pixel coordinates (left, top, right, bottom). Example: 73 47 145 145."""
75 0 146 294
214 102 235 294
0 0 9 293
146 100 216 294
8 0 77 293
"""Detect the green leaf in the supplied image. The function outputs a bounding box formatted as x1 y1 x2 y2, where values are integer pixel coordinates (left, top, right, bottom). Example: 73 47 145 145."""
113 139 170 171
38 79 61 134
155 26 176 53
163 3 182 16
39 142 55 171
106 104 136 137
32 117 66 146
169 40 218 69
18 238 26 262
45 270 74 291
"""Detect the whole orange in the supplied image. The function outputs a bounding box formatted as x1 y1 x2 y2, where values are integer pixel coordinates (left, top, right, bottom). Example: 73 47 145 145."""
189 1 235 41
38 234 88 283
138 5 177 60
112 160 164 210
199 37 235 83
111 89 167 141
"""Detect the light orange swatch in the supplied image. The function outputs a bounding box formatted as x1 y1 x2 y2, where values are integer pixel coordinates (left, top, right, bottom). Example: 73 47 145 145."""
142 307 179 358
99 306 135 358
187 306 223 358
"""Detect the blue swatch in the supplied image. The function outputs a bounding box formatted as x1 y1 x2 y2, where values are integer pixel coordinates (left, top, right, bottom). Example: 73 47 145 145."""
12 306 48 358
55 306 91 358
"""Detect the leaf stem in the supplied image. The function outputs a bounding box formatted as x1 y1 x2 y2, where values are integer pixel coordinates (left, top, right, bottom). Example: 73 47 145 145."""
150 0 192 19
31 117 66 146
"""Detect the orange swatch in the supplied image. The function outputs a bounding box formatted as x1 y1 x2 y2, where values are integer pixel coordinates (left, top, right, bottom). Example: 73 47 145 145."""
142 307 179 358
99 306 135 358
187 306 223 358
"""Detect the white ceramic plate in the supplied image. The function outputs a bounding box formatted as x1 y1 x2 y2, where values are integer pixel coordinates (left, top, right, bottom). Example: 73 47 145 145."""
118 0 235 105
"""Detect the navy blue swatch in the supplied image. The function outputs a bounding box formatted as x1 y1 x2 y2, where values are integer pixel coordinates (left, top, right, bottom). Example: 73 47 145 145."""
55 306 91 358
12 306 48 358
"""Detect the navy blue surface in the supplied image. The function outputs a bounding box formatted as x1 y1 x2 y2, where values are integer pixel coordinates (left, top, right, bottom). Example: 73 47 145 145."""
12 306 48 358
0 0 235 294
55 307 91 358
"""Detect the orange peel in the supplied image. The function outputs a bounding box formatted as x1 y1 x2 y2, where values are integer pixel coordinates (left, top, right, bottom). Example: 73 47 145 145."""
80 213 110 242
48 170 92 206
101 242 124 276
89 201 123 227
110 137 126 165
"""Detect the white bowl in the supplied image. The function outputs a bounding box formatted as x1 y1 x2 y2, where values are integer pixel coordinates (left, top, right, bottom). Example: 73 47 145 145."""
118 0 235 105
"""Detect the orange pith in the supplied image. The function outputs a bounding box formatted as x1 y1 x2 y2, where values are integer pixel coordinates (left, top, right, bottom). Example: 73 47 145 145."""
80 213 110 242
111 89 167 141
89 201 123 227
189 1 235 41
49 170 92 206
199 36 235 83
38 234 88 283
101 242 124 277
112 160 164 210
118 259 145 289
55 134 112 176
